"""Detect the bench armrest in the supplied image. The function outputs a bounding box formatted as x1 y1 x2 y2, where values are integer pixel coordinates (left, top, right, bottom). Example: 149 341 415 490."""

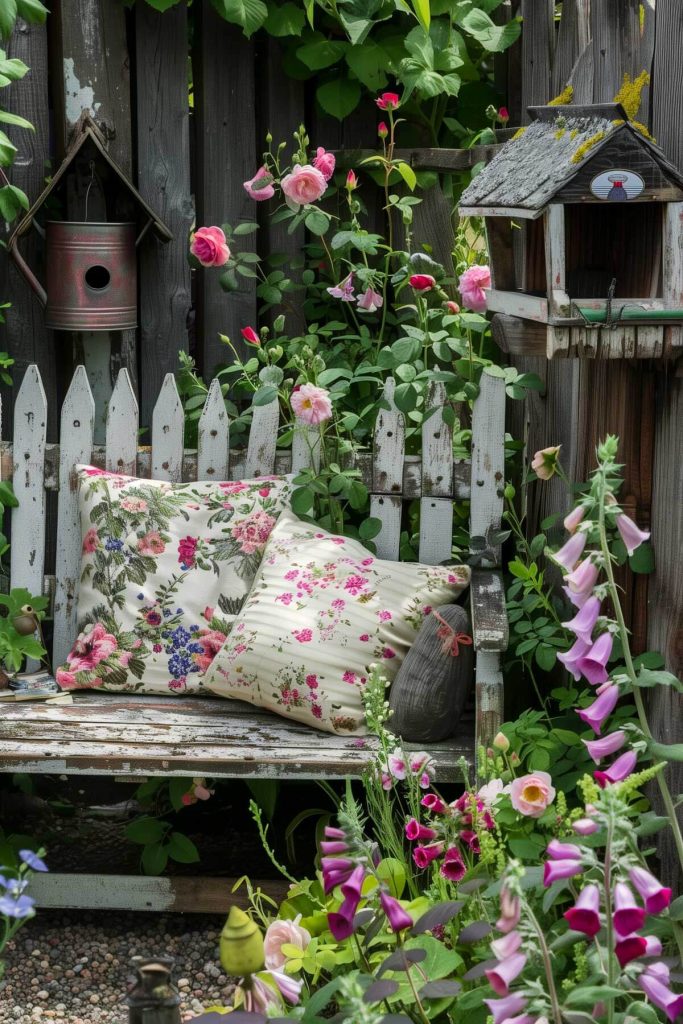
469 568 509 652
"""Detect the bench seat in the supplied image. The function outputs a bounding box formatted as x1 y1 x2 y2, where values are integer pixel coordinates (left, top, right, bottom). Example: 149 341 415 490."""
0 692 475 782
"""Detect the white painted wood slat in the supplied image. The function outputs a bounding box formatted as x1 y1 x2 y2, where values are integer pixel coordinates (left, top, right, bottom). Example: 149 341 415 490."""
419 381 453 565
152 374 184 482
197 378 229 481
10 366 47 604
53 367 95 668
291 424 320 473
371 378 404 560
470 372 505 567
106 369 139 476
245 396 279 478
663 202 683 352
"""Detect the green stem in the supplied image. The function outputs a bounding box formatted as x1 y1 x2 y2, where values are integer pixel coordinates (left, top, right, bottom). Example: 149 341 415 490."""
525 902 562 1024
604 816 616 1024
597 471 683 874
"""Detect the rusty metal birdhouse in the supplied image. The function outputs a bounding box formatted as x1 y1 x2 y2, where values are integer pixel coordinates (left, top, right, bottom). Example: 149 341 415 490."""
459 103 683 359
8 116 172 332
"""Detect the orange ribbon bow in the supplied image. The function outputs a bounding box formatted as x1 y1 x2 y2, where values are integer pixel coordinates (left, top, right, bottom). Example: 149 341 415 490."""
433 610 473 657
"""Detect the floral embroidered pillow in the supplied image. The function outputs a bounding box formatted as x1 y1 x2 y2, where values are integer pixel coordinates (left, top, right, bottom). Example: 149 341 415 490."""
203 511 470 734
56 467 292 695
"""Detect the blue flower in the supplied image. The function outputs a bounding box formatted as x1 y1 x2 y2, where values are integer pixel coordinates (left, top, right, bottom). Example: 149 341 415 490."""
176 607 183 614
137 593 144 600
163 609 172 618
171 626 191 646
190 624 200 632
0 893 36 919
19 849 48 872
105 537 123 551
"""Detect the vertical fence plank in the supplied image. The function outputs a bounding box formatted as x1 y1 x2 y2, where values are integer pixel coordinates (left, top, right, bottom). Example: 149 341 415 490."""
197 378 229 481
10 366 47 603
53 367 96 667
520 0 554 119
106 369 139 476
291 426 320 474
194 1 256 375
470 374 505 566
152 374 185 483
552 0 591 94
245 400 279 479
135 0 193 427
591 0 654 118
50 0 137 433
419 382 453 566
1 18 55 439
370 379 404 561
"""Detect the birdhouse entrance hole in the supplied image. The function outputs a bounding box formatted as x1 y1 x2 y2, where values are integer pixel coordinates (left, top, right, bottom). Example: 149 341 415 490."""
84 265 111 290
564 203 662 298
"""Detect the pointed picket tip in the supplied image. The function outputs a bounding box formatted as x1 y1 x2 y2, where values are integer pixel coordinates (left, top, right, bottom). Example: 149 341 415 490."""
15 363 47 416
106 368 139 475
61 365 95 424
198 378 229 481
152 372 184 482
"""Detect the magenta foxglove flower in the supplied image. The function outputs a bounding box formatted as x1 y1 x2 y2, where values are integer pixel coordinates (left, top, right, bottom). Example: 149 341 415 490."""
485 952 527 996
413 843 444 869
563 585 591 610
575 632 614 685
550 532 586 572
440 846 466 882
490 930 522 961
405 818 437 842
421 793 447 814
270 969 303 1005
616 935 647 968
484 993 527 1024
583 730 626 764
324 826 346 840
563 884 601 937
327 865 366 939
543 858 583 887
564 505 586 534
546 839 582 860
558 637 591 681
565 557 599 596
327 273 355 302
643 935 663 957
613 882 646 937
616 513 650 555
638 967 683 1022
594 748 637 788
573 817 599 836
357 286 384 312
320 840 348 855
563 596 601 644
629 866 672 914
576 683 619 735
379 890 413 933
496 886 521 934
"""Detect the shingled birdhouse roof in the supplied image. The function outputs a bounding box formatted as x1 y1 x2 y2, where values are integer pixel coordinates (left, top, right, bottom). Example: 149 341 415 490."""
459 103 683 218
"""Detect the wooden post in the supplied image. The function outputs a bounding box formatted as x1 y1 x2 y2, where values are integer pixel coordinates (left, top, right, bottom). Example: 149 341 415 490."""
135 1 193 428
49 0 137 439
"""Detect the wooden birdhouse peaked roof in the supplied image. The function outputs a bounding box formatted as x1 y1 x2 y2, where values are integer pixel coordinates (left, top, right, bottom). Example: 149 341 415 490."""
9 114 173 249
459 103 683 218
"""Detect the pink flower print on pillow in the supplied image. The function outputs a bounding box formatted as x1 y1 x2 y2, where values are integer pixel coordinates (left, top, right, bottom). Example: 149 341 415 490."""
344 575 367 595
293 628 313 643
138 531 166 556
83 527 100 554
231 510 276 554
178 536 198 567
378 610 392 622
193 628 227 674
57 623 118 688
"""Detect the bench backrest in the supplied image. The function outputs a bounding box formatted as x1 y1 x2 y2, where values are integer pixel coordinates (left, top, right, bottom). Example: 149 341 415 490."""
1 365 505 668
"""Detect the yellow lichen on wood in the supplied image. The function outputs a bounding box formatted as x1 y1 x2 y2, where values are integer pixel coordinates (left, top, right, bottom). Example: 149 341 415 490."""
631 119 655 142
571 130 606 163
613 70 650 121
512 126 527 140
555 128 566 140
639 3 645 32
548 84 574 106
570 129 578 140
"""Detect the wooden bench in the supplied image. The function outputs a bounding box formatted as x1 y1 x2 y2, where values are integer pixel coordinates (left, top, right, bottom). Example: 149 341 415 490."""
0 363 508 912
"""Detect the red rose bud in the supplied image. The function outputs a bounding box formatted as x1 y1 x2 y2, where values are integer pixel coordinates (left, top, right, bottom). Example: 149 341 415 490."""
409 274 436 291
346 170 358 190
445 300 460 314
240 326 260 346
498 107 510 124
376 91 400 111
378 121 389 139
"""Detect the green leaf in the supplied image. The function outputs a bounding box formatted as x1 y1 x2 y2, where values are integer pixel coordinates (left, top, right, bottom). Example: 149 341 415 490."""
0 480 18 508
628 541 655 574
304 209 331 236
291 487 314 515
393 382 418 413
316 78 361 120
246 779 280 820
252 385 278 406
359 517 382 541
232 221 259 236
143 0 181 9
345 41 389 90
0 129 17 166
461 9 522 51
535 644 557 672
16 0 49 20
141 841 168 876
395 161 417 191
376 857 406 898
0 183 28 221
636 668 683 693
264 1 305 35
668 895 683 921
297 38 348 71
410 0 430 30
550 728 582 747
564 987 625 1008
126 817 167 845
167 832 200 864
625 1001 664 1024
649 740 683 761
209 0 268 37
0 0 17 37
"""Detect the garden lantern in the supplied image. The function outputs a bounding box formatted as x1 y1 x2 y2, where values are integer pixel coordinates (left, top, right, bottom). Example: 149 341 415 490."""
126 958 181 1024
8 115 172 332
459 102 683 358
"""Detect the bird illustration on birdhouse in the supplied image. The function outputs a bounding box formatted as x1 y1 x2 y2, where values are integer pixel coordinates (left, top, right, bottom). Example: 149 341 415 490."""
459 102 683 358
8 114 172 332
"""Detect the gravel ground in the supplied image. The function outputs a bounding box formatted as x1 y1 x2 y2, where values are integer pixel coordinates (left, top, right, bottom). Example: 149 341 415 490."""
0 910 235 1024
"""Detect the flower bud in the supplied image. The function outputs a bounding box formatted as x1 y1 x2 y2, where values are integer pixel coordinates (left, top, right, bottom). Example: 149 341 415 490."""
220 906 265 977
504 484 516 501
269 345 283 362
493 731 510 752
346 170 358 191
378 121 388 139
272 314 285 334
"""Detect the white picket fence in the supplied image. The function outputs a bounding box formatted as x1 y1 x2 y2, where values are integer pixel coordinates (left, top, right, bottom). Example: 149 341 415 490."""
1 365 505 670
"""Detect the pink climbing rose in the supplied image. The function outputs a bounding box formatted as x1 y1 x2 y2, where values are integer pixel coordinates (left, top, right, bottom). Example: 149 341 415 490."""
291 383 333 425
243 166 275 201
312 147 336 181
190 226 231 267
509 771 556 818
281 164 327 210
458 264 491 312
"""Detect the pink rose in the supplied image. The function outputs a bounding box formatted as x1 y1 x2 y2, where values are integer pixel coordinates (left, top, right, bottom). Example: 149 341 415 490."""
291 383 332 425
509 771 556 818
264 916 311 971
82 527 100 554
231 510 276 554
190 226 231 267
120 497 148 513
458 264 491 312
243 166 275 201
280 164 327 210
193 628 227 673
409 274 436 291
376 91 400 110
312 147 336 182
